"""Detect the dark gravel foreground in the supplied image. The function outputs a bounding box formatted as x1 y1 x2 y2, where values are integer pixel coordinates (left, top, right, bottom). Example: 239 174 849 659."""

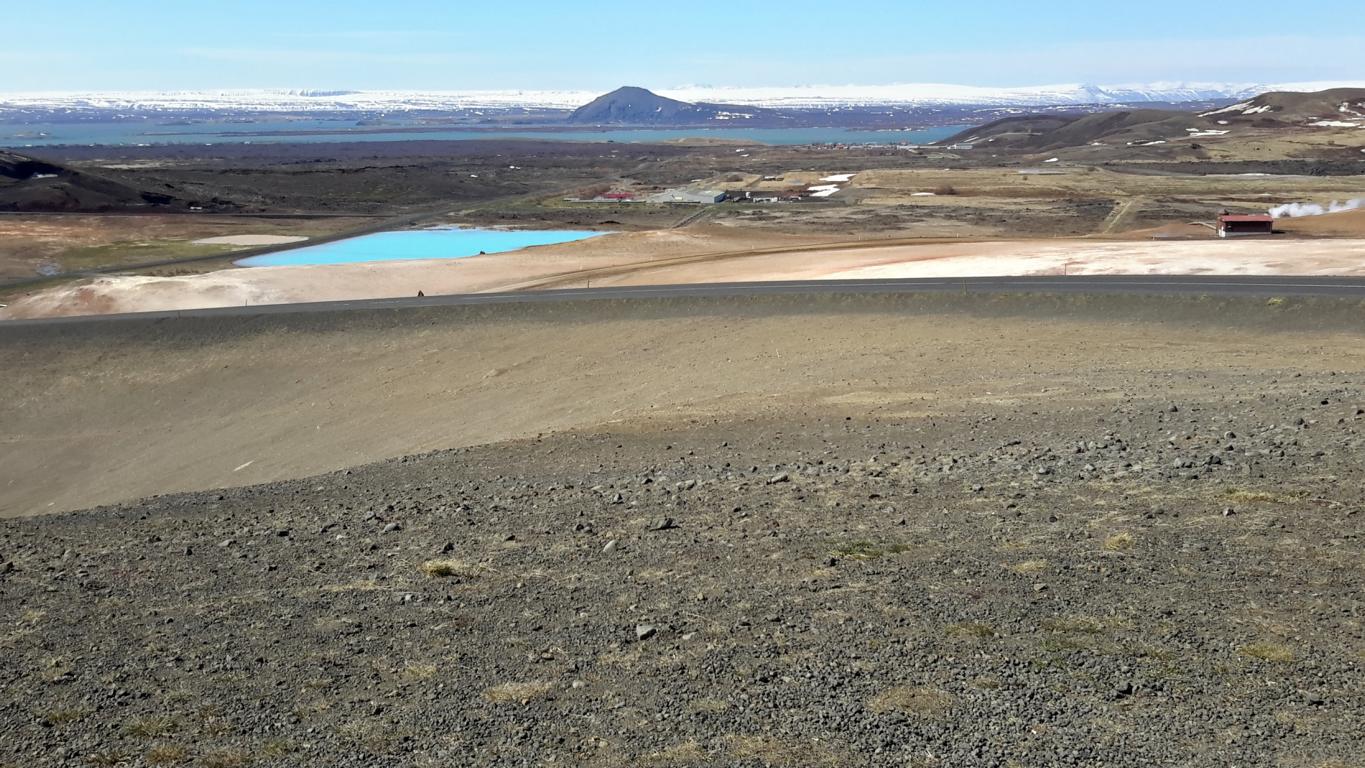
2 384 1363 767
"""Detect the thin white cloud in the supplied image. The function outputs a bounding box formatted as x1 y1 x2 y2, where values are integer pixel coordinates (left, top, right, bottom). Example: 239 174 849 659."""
181 47 473 67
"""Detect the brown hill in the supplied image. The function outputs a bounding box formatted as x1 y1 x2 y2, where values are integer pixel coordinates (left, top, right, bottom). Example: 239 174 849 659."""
1201 88 1365 125
942 109 1198 151
943 88 1365 154
0 150 205 212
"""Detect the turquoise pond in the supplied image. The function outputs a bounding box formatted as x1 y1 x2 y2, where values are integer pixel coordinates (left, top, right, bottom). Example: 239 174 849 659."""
235 228 605 267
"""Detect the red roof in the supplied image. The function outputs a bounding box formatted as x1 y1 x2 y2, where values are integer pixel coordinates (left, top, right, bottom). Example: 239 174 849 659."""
1219 214 1274 223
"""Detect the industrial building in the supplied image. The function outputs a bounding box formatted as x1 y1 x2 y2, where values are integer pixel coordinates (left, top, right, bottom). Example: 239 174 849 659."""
1217 214 1275 238
647 189 727 204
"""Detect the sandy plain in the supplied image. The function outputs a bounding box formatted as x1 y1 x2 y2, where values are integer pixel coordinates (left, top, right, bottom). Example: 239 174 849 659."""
4 223 1365 318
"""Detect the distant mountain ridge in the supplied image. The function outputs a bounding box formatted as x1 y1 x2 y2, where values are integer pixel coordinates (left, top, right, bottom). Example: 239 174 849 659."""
658 82 1329 108
5 81 1364 113
940 87 1365 152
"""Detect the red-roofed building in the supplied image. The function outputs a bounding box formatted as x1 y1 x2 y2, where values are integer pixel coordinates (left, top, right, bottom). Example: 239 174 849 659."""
1217 214 1274 238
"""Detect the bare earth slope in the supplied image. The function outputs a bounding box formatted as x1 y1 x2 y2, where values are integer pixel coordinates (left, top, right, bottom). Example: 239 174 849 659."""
0 294 1362 767
1 293 1363 518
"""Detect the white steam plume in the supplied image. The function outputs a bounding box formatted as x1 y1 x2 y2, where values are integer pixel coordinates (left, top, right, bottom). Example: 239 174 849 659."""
1269 199 1365 218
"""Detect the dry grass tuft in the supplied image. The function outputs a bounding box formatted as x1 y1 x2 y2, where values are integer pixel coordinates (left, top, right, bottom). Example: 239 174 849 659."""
868 686 956 716
399 663 439 682
145 745 189 765
419 558 481 578
1225 489 1279 503
1240 642 1295 663
1040 616 1108 634
84 751 133 767
39 707 91 726
726 735 837 766
484 681 554 704
648 741 709 765
199 749 252 768
259 739 296 758
123 715 177 739
1103 532 1134 552
947 621 997 639
1224 488 1306 505
831 541 911 560
1011 559 1049 574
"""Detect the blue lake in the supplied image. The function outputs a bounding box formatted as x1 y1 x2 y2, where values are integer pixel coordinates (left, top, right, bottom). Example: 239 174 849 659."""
1 120 969 148
236 228 605 267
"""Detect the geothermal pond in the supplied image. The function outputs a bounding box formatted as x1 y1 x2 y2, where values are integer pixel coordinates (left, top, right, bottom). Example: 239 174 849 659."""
236 228 605 267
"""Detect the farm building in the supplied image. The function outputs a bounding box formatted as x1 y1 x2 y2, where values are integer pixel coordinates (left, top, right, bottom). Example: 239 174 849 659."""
1217 214 1275 238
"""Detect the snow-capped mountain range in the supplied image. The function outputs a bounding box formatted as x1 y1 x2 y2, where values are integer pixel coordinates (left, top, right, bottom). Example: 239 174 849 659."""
2 81 1362 113
661 81 1365 108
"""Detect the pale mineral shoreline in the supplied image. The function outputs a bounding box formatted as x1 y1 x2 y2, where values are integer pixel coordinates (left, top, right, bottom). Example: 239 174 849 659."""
191 234 310 246
5 228 1365 320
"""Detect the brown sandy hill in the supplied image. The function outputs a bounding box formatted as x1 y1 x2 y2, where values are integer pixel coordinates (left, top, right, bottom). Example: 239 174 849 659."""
943 110 1198 150
944 88 1365 154
1204 87 1365 124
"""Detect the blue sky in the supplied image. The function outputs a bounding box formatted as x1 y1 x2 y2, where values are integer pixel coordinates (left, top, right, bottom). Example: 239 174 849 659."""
8 0 1363 91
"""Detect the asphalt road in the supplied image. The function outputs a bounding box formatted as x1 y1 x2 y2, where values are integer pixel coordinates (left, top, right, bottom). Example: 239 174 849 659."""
4 274 1365 327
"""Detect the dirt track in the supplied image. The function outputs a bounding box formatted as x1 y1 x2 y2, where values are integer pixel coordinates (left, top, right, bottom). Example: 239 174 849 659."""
1 293 1362 767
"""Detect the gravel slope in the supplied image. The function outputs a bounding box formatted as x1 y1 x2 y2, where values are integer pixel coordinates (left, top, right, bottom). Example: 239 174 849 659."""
2 377 1362 766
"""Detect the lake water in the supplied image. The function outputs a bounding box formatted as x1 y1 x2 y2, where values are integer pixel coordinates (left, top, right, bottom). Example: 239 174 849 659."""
235 228 605 267
1 120 969 148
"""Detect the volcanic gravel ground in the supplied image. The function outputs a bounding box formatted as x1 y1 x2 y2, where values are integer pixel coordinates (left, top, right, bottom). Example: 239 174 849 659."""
2 385 1363 767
